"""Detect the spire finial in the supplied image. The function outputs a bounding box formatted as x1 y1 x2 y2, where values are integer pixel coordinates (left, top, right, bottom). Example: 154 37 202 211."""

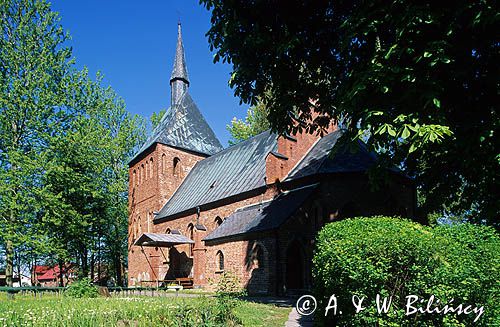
170 23 189 106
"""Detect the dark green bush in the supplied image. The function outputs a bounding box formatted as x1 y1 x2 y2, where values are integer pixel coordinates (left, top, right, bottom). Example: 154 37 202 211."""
313 217 499 326
64 278 99 298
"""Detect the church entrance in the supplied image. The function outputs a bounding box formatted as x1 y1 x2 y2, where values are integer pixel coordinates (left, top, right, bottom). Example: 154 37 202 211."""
285 240 305 290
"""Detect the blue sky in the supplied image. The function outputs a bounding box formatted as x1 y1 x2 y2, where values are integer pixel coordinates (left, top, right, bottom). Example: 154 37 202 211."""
50 0 248 146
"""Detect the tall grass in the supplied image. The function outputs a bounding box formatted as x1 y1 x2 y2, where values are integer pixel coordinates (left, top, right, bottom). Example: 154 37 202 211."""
0 295 239 327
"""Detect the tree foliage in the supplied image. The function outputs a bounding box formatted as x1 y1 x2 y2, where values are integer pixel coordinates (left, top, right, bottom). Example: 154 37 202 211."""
0 0 82 286
0 0 146 286
314 217 500 326
226 100 269 145
201 0 499 224
150 109 166 130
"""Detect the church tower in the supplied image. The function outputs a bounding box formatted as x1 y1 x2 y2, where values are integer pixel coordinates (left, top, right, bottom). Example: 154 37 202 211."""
170 23 189 106
127 23 223 287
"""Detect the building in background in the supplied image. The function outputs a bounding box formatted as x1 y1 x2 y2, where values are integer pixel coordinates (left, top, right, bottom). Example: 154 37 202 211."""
32 264 75 287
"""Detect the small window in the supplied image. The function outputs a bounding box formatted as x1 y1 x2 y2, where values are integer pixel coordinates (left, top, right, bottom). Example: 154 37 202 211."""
133 170 137 186
173 157 181 176
214 216 223 227
256 246 264 268
165 228 171 234
145 161 149 180
150 157 154 177
187 223 194 256
216 251 224 271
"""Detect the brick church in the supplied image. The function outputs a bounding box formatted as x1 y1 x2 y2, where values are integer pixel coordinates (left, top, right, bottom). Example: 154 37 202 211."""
128 24 415 295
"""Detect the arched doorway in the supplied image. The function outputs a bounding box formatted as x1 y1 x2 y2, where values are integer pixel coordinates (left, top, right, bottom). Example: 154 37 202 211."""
286 240 304 290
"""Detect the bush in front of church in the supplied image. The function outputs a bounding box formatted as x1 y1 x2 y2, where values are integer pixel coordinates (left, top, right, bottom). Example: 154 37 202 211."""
312 217 499 326
65 278 99 298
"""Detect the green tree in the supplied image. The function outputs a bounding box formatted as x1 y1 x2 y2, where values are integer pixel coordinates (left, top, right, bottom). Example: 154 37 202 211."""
227 100 269 145
0 0 147 287
97 83 146 286
0 0 84 286
150 109 166 130
41 72 146 285
201 1 499 224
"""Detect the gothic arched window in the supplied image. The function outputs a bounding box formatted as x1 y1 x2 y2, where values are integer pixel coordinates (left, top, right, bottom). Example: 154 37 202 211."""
150 157 154 177
137 216 142 235
214 216 223 227
173 157 181 176
187 223 194 257
132 218 137 240
216 251 224 271
251 244 265 269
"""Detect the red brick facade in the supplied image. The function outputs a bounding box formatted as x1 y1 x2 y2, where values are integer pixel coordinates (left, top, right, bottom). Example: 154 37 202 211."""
127 128 415 294
128 143 206 286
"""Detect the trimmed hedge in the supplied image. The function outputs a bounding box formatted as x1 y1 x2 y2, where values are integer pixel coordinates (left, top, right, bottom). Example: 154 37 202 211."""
313 217 499 326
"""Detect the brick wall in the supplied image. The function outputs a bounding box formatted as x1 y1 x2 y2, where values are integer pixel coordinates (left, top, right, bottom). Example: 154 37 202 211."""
266 119 337 184
127 143 206 286
150 187 279 289
128 127 415 294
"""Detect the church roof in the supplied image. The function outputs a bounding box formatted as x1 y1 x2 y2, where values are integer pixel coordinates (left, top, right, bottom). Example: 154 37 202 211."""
170 23 189 84
155 131 278 221
131 92 223 162
203 184 318 242
285 130 378 181
131 23 222 164
155 129 388 221
134 233 194 247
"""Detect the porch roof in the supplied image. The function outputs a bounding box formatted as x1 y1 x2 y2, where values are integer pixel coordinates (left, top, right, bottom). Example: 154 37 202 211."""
203 184 318 242
134 233 194 247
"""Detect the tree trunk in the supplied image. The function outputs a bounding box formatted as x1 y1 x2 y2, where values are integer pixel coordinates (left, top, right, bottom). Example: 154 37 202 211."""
5 239 14 287
32 255 37 286
114 254 123 287
80 246 89 278
90 251 95 282
16 252 21 286
58 261 64 287
97 240 101 285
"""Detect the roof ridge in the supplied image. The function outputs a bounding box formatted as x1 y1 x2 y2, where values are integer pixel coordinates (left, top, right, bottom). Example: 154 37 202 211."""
234 198 274 213
198 129 275 162
285 130 343 179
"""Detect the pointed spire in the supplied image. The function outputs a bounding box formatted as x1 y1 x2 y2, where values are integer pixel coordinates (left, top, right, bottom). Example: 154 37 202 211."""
170 23 189 105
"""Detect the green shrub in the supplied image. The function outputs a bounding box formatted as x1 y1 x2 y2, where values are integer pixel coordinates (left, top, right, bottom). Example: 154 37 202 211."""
313 217 499 326
64 278 99 298
210 271 246 297
207 271 246 325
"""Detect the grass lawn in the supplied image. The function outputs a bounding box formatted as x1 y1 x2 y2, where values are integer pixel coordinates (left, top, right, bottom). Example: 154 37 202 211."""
0 294 290 326
233 301 290 326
